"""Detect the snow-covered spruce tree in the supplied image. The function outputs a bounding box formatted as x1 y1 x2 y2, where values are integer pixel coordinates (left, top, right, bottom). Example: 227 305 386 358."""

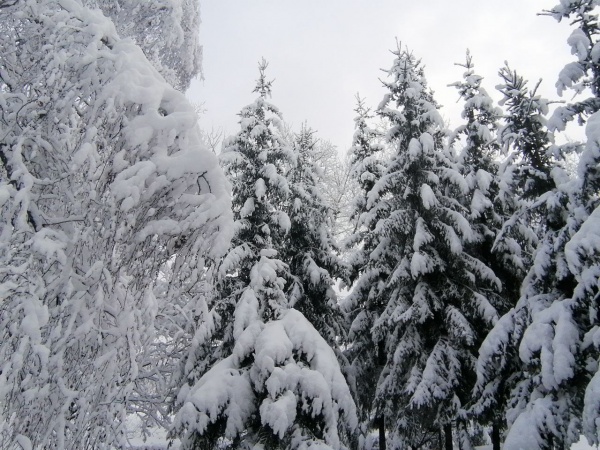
281 124 349 347
0 1 232 449
479 2 600 448
350 44 500 450
546 3 600 444
345 94 387 268
473 64 575 450
497 64 557 202
448 53 526 449
84 0 202 91
548 0 600 128
172 60 357 450
342 94 389 443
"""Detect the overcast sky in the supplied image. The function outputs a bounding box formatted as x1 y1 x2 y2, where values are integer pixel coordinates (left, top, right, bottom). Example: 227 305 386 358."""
188 1 576 153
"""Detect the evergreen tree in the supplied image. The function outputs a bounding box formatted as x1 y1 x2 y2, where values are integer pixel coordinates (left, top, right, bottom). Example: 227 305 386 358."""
351 44 500 450
342 94 389 445
497 64 556 202
484 2 600 448
0 1 232 448
493 64 555 288
346 94 387 253
548 0 600 129
448 52 524 449
172 61 357 450
473 64 561 450
551 9 600 444
282 124 348 348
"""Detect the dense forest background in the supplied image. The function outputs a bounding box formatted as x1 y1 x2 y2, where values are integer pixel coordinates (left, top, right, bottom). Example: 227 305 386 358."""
0 1 599 450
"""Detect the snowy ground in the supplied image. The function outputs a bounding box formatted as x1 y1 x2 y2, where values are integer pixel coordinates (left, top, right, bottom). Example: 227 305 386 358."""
126 415 599 450
474 436 599 450
571 436 599 450
125 415 179 449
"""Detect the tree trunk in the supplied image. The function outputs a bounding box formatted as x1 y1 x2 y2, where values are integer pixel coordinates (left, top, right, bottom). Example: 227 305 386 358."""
444 423 453 450
378 415 386 450
491 420 501 450
377 339 386 450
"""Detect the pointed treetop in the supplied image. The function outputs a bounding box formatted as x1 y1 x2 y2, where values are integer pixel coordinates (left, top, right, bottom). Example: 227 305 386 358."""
253 57 274 98
387 39 422 79
354 93 371 120
449 51 488 105
454 49 474 71
392 37 403 56
296 121 317 150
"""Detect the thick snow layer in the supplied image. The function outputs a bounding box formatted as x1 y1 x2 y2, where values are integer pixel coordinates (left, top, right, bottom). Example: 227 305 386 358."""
411 252 434 277
179 356 256 438
255 177 267 199
556 62 586 96
567 28 591 62
420 183 437 210
584 369 600 447
520 299 579 389
504 397 555 450
240 197 256 218
413 217 433 252
565 205 600 276
260 390 298 439
173 309 357 447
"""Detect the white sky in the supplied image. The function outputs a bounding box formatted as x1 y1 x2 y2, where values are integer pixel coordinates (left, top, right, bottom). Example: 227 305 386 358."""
188 1 576 152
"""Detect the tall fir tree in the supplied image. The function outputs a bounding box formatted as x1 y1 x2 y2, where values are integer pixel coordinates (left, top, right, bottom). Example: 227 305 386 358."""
349 44 500 450
342 95 389 445
473 64 562 450
549 0 600 127
497 64 556 202
171 61 357 450
549 6 600 444
346 94 387 258
448 52 524 449
480 2 600 448
281 124 349 348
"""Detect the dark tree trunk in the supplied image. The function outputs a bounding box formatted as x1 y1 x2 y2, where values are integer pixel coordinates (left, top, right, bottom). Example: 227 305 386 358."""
491 420 501 450
377 339 386 450
444 423 452 450
378 415 386 450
